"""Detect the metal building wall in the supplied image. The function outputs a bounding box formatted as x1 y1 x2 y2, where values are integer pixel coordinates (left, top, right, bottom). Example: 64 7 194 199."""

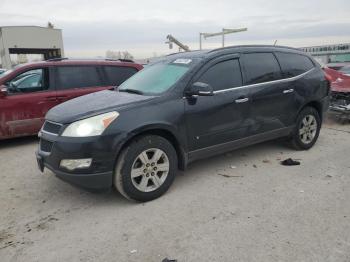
0 26 64 69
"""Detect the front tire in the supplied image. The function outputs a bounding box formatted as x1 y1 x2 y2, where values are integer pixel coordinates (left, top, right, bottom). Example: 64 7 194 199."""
114 135 178 202
289 106 321 150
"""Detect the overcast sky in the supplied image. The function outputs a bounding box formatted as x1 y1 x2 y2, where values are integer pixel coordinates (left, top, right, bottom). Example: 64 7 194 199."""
1 0 350 59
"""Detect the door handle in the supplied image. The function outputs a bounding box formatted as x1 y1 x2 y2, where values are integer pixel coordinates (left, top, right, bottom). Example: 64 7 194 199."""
283 89 294 94
235 98 249 103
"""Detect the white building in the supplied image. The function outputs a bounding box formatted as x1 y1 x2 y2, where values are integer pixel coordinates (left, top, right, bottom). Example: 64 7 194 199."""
0 26 64 69
300 43 350 64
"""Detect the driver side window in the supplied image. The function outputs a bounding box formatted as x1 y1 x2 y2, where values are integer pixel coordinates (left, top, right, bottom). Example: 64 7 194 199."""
6 68 49 94
197 59 242 91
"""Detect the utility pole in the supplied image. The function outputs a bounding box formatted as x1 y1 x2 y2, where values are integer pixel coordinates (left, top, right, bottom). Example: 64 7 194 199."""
199 28 247 50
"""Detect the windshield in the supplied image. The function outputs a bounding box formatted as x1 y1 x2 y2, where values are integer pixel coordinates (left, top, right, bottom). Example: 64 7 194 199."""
119 59 194 95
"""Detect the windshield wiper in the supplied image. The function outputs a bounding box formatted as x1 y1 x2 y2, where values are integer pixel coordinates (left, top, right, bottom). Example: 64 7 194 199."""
119 89 144 95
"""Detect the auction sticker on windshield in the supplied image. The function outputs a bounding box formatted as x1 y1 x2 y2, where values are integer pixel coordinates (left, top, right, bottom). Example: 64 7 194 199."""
173 58 192 64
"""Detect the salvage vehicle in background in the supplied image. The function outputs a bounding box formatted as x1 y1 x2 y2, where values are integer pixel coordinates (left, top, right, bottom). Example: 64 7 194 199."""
37 45 330 202
337 65 350 77
326 62 350 72
0 59 143 140
323 66 350 121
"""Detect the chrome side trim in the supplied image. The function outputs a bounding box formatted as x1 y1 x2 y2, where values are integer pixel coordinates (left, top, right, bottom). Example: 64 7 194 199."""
213 68 315 94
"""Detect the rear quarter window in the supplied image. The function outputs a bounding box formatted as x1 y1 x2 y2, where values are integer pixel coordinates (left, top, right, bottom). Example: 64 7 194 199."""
243 53 282 85
275 52 314 78
103 66 138 86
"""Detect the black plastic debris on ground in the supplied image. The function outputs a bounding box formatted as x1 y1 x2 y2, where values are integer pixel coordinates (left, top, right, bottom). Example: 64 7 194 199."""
281 158 301 166
162 258 177 262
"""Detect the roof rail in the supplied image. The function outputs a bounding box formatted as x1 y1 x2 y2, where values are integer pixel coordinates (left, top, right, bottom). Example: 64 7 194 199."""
46 57 68 62
105 58 134 63
209 44 302 53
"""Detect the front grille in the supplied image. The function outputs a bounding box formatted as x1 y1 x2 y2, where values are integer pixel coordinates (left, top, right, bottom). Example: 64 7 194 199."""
42 121 62 135
40 139 53 153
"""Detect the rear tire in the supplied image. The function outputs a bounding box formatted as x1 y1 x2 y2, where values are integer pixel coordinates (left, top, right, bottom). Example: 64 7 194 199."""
114 135 178 202
289 106 321 150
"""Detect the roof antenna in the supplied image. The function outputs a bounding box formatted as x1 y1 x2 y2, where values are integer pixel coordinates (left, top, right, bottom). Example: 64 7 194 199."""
274 40 278 46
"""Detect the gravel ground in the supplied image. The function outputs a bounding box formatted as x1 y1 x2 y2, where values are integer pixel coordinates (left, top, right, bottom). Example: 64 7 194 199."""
0 117 349 262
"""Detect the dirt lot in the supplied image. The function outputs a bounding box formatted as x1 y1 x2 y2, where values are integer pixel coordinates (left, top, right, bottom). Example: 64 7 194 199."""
0 117 349 262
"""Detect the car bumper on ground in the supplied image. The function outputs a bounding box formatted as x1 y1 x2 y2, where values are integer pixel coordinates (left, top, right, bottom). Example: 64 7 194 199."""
36 130 125 191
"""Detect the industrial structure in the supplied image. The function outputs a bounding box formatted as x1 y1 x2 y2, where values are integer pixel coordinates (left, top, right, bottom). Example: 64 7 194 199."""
165 27 248 52
199 28 247 50
165 35 190 52
301 43 350 64
0 26 64 69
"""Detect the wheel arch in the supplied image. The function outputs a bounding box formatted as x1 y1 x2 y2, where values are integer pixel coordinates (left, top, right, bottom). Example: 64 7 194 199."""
298 100 323 122
116 125 187 171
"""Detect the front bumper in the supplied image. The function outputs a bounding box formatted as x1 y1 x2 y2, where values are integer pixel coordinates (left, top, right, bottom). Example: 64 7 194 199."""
36 130 125 191
36 151 112 191
329 91 350 117
329 104 350 114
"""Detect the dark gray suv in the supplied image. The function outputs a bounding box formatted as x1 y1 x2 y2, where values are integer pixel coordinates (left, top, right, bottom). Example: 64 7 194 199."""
37 45 330 202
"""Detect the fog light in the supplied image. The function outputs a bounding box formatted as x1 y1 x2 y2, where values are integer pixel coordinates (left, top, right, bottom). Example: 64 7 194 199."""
60 158 92 171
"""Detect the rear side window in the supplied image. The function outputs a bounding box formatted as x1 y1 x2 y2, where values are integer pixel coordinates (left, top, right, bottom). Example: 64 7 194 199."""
275 52 314 78
55 66 101 90
198 59 242 91
243 53 282 85
103 66 138 86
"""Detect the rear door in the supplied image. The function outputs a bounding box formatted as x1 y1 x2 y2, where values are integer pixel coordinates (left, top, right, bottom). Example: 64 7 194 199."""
274 52 316 125
185 55 253 152
53 65 107 103
0 67 58 138
241 52 293 134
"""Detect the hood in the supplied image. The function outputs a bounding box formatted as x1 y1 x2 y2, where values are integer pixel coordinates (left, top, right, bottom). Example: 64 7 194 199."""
46 90 155 124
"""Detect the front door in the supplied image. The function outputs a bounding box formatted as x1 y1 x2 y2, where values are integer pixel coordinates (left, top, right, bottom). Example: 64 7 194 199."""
184 55 253 153
0 67 58 138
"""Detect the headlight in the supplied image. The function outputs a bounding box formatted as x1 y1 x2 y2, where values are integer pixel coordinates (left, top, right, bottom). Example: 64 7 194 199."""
62 111 119 137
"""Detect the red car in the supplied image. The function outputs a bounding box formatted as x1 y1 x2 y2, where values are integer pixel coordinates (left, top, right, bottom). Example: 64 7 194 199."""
323 66 350 119
0 59 143 140
323 66 350 92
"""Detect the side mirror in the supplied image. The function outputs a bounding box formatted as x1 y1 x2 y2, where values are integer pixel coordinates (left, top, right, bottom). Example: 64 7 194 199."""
0 85 7 98
186 82 214 97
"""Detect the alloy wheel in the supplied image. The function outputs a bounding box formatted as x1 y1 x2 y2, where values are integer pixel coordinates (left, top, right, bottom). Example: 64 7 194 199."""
130 148 169 192
299 114 318 144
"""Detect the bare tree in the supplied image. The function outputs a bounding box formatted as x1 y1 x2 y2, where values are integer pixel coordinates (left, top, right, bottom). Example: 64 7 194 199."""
106 50 134 60
106 50 120 59
122 51 134 60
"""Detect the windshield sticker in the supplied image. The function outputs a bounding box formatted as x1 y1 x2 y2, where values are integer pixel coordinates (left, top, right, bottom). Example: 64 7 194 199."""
173 58 192 64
